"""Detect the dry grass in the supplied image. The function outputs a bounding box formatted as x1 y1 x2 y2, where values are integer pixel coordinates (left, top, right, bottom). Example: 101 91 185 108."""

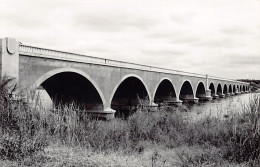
1 77 260 166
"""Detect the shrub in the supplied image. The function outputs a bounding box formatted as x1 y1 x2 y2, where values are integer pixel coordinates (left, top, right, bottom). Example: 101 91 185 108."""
0 77 48 160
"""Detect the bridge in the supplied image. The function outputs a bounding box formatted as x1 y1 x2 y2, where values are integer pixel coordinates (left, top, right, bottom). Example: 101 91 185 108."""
0 38 250 118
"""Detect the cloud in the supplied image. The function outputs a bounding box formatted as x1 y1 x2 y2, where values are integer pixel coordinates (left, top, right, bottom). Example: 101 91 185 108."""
0 0 259 79
225 54 260 66
148 30 201 45
221 26 251 36
73 13 158 32
193 38 242 48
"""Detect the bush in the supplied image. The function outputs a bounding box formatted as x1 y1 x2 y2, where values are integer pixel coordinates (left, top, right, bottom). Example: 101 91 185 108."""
0 77 48 160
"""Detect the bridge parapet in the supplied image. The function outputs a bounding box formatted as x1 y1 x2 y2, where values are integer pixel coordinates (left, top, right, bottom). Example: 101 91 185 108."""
20 44 240 81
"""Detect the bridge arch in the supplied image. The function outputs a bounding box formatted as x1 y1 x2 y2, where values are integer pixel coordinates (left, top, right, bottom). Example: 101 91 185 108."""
209 83 215 96
217 83 223 96
233 85 236 94
110 74 151 115
228 84 232 94
32 67 105 110
195 82 206 100
223 84 228 95
153 78 177 104
240 85 242 92
179 80 194 102
243 85 246 92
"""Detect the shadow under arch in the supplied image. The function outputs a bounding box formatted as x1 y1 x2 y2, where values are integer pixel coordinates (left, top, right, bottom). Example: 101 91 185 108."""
195 82 206 100
110 74 150 117
233 85 236 94
223 84 228 95
209 83 215 97
217 83 223 96
31 68 105 110
153 78 177 105
179 80 195 103
228 84 232 94
243 85 246 92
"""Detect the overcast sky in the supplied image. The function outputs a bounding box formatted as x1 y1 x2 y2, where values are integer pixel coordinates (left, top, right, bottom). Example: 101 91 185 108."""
1 0 260 79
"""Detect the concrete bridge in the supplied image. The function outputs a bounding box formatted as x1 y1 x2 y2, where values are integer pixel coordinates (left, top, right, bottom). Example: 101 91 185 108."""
0 38 250 118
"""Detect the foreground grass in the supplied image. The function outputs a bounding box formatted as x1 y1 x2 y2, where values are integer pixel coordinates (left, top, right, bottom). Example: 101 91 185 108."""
1 78 260 166
0 144 250 167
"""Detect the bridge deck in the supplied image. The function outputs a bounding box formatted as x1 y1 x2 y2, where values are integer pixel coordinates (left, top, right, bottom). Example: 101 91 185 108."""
19 44 247 84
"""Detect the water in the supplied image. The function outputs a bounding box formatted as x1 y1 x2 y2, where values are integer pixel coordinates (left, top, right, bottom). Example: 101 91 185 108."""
180 93 260 120
35 88 259 120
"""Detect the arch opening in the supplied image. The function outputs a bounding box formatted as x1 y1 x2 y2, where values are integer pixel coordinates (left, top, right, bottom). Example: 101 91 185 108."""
243 85 246 92
209 83 215 97
41 72 103 111
229 84 232 94
240 85 242 92
195 82 206 101
217 84 222 96
237 85 240 92
154 80 176 105
179 81 194 103
223 84 228 95
111 77 149 117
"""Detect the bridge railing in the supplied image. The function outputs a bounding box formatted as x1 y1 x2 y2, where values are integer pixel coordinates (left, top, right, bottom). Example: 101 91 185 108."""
19 44 248 84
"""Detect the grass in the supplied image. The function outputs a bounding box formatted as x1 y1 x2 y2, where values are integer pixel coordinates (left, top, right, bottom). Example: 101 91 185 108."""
0 77 260 166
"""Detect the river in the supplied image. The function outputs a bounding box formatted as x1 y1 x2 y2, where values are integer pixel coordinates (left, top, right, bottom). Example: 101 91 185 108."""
179 92 260 120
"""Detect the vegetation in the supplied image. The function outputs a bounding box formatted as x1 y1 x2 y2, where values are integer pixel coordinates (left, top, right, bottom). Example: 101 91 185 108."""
238 79 260 92
0 77 260 166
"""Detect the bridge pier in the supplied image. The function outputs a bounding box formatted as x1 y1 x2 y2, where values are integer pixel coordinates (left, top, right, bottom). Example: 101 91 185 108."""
172 100 183 106
225 93 230 97
235 89 240 95
88 107 116 120
160 100 183 106
149 102 159 111
183 97 199 103
219 94 225 98
203 75 213 101
196 90 212 101
212 94 219 99
205 89 213 101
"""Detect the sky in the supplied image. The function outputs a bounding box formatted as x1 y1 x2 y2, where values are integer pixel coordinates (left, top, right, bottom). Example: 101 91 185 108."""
1 0 260 79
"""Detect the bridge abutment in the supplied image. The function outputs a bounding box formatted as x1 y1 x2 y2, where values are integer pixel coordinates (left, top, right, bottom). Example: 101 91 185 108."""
0 38 19 84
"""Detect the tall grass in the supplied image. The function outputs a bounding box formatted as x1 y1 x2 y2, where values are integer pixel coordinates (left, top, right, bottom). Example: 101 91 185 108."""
0 76 260 166
0 77 48 160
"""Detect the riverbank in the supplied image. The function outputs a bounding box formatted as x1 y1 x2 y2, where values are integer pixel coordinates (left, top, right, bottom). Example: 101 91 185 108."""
1 79 260 166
